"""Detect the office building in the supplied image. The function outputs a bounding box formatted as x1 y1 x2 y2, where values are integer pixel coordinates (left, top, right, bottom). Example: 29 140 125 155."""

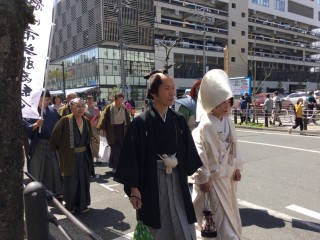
49 0 320 100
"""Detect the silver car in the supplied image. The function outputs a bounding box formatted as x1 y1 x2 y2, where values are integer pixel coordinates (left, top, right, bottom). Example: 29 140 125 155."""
283 92 308 105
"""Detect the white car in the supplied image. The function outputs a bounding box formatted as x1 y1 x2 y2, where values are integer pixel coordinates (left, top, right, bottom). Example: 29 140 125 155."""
283 92 308 105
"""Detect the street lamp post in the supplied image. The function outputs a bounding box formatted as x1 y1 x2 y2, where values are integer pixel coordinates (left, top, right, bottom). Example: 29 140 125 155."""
118 0 127 100
186 6 213 76
50 62 65 96
202 26 206 75
61 61 66 96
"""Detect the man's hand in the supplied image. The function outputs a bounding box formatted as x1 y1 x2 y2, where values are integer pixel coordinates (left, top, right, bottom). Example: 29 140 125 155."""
32 118 44 131
130 187 142 209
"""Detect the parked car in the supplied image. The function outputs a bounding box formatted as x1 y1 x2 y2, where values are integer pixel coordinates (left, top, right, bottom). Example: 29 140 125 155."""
253 92 294 112
283 92 308 105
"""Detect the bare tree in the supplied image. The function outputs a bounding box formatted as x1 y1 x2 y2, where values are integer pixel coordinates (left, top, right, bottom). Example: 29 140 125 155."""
248 61 272 123
0 1 34 239
158 36 182 70
238 48 272 123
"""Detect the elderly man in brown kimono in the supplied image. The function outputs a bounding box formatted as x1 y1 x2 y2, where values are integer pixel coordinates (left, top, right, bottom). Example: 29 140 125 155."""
97 92 131 173
50 98 94 213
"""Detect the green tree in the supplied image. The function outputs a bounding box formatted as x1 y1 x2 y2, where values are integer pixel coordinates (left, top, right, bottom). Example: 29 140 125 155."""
0 1 34 239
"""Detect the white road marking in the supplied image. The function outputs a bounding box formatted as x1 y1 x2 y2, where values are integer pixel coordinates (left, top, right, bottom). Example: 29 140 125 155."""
237 129 319 138
286 204 320 221
100 183 119 193
239 200 320 231
238 140 320 154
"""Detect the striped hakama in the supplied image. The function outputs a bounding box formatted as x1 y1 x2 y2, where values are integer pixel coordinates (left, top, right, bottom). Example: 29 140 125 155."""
146 161 196 240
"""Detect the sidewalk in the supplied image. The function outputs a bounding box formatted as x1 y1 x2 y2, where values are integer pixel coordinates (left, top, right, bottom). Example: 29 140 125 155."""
233 116 320 136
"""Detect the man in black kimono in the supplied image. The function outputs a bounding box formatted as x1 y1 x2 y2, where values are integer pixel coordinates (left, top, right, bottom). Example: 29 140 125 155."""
115 70 202 240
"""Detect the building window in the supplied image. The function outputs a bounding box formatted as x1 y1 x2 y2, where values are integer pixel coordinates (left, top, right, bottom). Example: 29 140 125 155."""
232 39 236 44
275 0 285 11
232 3 236 8
242 12 246 18
232 21 236 27
231 57 235 62
318 0 320 4
241 48 245 53
318 11 320 21
241 31 245 36
252 0 269 7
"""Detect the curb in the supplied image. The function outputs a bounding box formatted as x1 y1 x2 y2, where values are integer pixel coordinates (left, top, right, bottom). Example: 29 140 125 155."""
235 125 320 136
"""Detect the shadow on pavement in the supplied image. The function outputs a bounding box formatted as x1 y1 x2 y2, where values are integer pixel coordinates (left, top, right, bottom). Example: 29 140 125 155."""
50 207 132 239
240 208 285 229
77 207 132 239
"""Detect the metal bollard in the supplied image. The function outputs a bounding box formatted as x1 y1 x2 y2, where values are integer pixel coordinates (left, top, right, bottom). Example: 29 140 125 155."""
234 109 237 124
265 112 269 127
24 181 49 240
303 109 308 130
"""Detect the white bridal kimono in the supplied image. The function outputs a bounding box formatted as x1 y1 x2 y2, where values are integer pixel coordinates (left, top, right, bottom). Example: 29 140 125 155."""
192 114 244 240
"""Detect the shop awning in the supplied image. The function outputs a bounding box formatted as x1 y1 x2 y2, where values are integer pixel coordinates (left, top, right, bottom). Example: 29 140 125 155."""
49 86 97 95
66 86 97 94
49 90 63 95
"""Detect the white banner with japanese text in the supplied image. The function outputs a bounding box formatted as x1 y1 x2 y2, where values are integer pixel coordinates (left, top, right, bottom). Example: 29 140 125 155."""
21 0 54 118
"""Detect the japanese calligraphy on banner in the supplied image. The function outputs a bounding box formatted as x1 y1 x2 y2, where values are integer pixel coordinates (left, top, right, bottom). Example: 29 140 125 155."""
21 0 55 118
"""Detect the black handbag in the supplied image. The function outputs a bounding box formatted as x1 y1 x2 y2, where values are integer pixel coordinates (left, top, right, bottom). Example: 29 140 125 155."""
201 193 217 238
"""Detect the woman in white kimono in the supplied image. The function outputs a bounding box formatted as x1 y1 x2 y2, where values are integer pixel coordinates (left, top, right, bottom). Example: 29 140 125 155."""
192 69 244 240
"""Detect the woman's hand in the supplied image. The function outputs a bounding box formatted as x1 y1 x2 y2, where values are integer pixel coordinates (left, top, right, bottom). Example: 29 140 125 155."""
130 187 142 209
233 169 241 181
200 181 212 192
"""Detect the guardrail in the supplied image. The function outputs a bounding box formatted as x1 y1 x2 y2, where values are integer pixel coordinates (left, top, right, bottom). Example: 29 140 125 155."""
24 172 102 240
232 108 320 129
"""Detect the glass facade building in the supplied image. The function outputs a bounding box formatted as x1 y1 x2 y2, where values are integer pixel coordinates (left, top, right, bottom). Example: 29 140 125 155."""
48 46 154 102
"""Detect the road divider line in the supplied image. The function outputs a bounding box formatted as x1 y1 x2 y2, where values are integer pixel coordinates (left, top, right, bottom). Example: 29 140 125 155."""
286 204 320 221
238 140 320 154
237 129 320 138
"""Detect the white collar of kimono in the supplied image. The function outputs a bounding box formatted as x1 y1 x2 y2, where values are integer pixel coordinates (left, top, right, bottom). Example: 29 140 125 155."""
154 107 168 122
196 69 233 122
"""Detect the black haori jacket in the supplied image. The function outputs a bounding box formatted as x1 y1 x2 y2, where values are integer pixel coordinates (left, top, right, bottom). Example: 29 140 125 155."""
114 107 202 228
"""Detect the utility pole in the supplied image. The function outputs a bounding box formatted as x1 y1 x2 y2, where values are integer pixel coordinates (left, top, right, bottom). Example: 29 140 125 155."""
202 7 206 75
50 62 65 96
119 0 126 100
223 45 229 76
202 26 206 75
62 61 66 96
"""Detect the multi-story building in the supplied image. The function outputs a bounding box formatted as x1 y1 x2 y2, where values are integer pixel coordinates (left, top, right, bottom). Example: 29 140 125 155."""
49 0 320 101
49 0 155 103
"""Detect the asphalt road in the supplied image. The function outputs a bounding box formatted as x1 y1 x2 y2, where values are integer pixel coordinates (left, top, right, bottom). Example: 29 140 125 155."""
32 128 320 240
237 128 320 240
